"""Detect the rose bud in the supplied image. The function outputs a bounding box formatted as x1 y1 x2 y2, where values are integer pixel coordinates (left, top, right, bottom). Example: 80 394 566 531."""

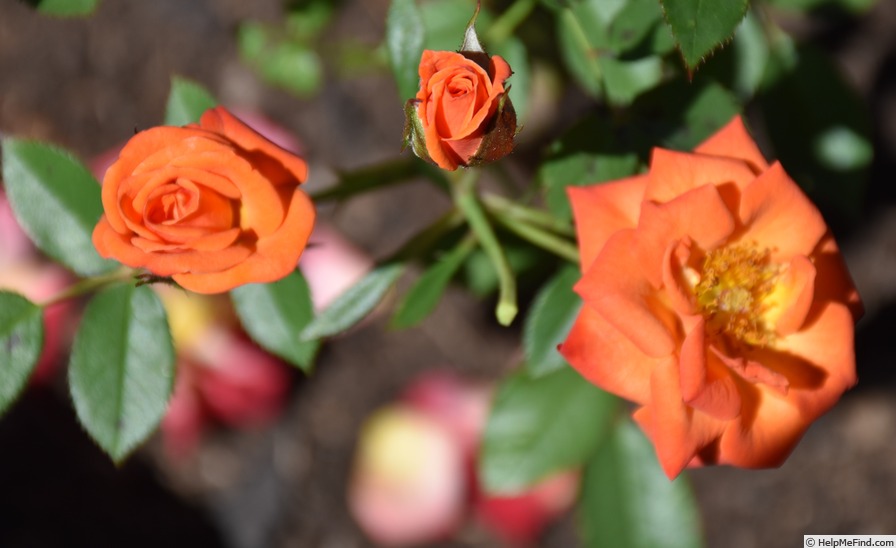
92 106 315 294
403 6 516 171
559 116 862 478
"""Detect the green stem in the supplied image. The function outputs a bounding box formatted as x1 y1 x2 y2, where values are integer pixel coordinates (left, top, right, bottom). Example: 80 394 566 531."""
484 0 537 46
310 158 420 202
481 193 575 237
490 208 580 264
451 168 517 326
39 267 135 307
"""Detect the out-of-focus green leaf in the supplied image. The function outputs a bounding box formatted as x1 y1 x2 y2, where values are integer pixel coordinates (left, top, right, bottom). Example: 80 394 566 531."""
33 0 99 17
301 263 404 340
538 114 641 221
556 4 611 97
661 0 749 72
608 0 663 53
164 76 217 126
580 420 703 548
1 139 116 276
757 42 871 222
69 284 174 464
391 239 475 329
0 292 43 417
420 0 490 51
523 265 582 378
558 0 667 101
479 366 617 494
601 55 664 106
630 78 741 151
703 10 769 100
237 22 323 98
231 271 318 373
386 0 425 101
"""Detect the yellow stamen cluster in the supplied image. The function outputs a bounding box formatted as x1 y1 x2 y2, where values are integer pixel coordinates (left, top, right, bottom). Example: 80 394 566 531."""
694 244 779 347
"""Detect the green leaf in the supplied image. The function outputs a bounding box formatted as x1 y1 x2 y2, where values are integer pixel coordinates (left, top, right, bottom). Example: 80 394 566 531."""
34 0 99 17
231 271 319 373
601 55 664 106
556 5 608 97
0 292 44 417
301 263 404 340
607 0 664 53
580 420 703 548
1 139 116 277
420 0 489 51
479 366 617 494
702 10 769 100
391 238 475 329
661 0 749 72
537 113 641 220
523 266 582 377
69 284 175 463
386 0 425 102
237 22 323 98
164 76 218 126
757 42 871 222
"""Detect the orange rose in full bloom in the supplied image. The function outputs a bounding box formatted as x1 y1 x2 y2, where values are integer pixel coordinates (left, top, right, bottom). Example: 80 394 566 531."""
92 107 314 294
559 117 862 478
404 50 516 171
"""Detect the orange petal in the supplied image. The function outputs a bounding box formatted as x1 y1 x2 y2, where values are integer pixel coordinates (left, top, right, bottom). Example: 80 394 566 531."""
643 148 758 210
715 385 806 469
567 175 647 271
172 150 286 236
636 183 736 288
811 233 863 320
678 319 742 420
489 55 512 88
661 238 698 316
632 359 725 479
442 135 484 167
173 189 315 293
738 162 827 259
770 254 816 336
774 301 857 392
694 116 769 174
559 304 658 405
199 106 308 185
575 230 676 358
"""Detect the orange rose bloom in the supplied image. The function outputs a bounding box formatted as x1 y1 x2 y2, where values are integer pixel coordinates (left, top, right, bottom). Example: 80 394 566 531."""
559 116 862 478
92 106 314 294
409 50 515 171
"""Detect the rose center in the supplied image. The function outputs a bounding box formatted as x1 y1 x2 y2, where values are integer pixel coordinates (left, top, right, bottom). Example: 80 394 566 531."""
693 244 780 347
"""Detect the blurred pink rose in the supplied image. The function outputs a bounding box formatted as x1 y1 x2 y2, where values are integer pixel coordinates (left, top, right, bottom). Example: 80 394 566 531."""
349 371 578 547
157 288 292 460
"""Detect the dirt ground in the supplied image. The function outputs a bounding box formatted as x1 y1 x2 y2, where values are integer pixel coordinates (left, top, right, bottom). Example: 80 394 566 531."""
0 0 895 547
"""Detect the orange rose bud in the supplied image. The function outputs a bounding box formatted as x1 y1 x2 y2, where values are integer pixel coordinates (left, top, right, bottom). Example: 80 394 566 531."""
403 8 516 171
92 106 315 294
559 116 862 479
